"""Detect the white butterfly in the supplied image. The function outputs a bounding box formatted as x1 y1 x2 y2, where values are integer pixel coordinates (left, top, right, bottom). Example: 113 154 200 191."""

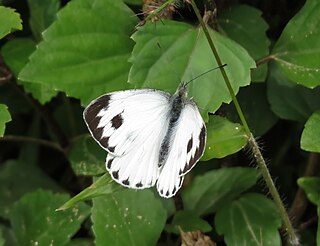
83 83 206 198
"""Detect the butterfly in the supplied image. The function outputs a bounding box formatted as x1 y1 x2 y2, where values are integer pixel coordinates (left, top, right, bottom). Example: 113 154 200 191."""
83 82 206 198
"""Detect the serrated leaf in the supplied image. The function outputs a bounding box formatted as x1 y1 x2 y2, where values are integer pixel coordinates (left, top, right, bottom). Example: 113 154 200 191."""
0 104 11 137
166 210 212 234
272 0 320 88
1 38 57 104
11 190 90 246
202 116 247 160
226 83 278 136
0 160 62 219
215 193 282 246
181 167 260 215
19 0 139 105
219 4 270 82
92 189 166 246
68 135 106 176
0 6 22 39
129 20 256 121
301 111 320 152
267 63 320 122
27 0 60 41
57 173 122 211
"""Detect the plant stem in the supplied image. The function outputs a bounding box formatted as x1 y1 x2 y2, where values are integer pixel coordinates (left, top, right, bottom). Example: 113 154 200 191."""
189 0 300 245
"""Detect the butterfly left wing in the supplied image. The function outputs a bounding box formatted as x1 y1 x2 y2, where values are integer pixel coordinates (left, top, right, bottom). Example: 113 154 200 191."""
156 102 206 198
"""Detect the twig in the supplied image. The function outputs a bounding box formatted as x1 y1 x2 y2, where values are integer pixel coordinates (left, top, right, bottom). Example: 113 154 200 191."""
0 134 66 155
189 1 300 245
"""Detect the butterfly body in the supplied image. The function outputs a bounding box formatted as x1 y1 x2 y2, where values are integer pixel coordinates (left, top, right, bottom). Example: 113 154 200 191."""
84 83 206 198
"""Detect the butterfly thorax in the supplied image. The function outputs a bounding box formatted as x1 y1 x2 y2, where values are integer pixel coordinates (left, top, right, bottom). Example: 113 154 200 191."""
158 89 187 167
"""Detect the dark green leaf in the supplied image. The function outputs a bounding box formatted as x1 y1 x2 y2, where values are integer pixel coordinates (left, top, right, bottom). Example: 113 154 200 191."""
0 160 62 219
267 63 320 122
0 104 11 137
1 38 57 104
202 116 247 160
181 167 260 215
11 190 90 246
68 135 106 176
215 193 282 246
19 0 139 105
57 173 122 211
272 0 320 88
129 20 256 121
0 6 22 39
27 0 60 40
0 228 4 246
301 111 320 152
226 83 278 136
166 210 212 234
92 189 166 246
219 4 270 82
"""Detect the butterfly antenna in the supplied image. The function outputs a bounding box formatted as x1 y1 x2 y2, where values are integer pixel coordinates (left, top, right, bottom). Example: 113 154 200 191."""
185 64 227 86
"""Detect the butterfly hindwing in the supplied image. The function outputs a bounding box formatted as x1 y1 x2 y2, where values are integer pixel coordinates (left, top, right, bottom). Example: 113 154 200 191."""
157 102 206 198
84 89 172 189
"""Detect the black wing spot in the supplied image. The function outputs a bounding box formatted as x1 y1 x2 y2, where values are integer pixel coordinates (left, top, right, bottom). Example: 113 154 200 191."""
112 171 119 180
106 158 114 169
187 137 193 153
136 182 143 188
165 190 170 197
100 137 110 149
84 95 111 124
111 113 123 129
108 146 115 152
122 179 130 185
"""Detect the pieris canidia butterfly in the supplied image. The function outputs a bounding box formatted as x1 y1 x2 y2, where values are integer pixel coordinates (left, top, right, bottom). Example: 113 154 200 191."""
83 82 206 198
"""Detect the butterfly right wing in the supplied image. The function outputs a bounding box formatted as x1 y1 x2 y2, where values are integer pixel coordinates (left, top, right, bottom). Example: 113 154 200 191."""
83 89 171 188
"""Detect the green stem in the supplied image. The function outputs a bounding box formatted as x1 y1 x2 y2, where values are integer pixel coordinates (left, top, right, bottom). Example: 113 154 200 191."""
189 1 299 245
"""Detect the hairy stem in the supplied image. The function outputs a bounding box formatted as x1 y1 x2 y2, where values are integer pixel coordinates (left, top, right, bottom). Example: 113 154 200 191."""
189 0 300 245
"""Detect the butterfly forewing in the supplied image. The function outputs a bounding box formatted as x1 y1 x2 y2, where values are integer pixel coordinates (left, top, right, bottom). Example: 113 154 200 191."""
84 89 172 189
157 102 206 198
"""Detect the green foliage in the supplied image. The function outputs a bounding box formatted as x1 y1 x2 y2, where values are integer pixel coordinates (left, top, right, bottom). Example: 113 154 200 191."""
215 193 282 245
272 0 320 88
92 189 166 246
0 6 22 39
0 104 11 137
301 111 320 152
1 0 320 245
11 190 90 246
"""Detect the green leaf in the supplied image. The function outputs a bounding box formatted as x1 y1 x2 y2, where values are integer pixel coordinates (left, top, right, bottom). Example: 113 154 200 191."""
272 0 320 88
0 160 62 219
267 63 320 122
57 173 122 211
202 116 247 160
215 193 282 246
219 4 270 82
19 0 139 105
166 210 212 234
0 6 22 39
129 20 256 121
301 111 320 152
298 177 320 246
0 228 4 246
0 104 11 137
1 38 57 104
226 83 278 136
11 190 90 246
123 0 142 4
298 177 320 206
68 135 106 176
92 189 166 246
181 167 260 215
27 0 60 41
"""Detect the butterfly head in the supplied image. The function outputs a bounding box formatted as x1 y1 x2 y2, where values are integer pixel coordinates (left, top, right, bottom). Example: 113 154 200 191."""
176 82 189 98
